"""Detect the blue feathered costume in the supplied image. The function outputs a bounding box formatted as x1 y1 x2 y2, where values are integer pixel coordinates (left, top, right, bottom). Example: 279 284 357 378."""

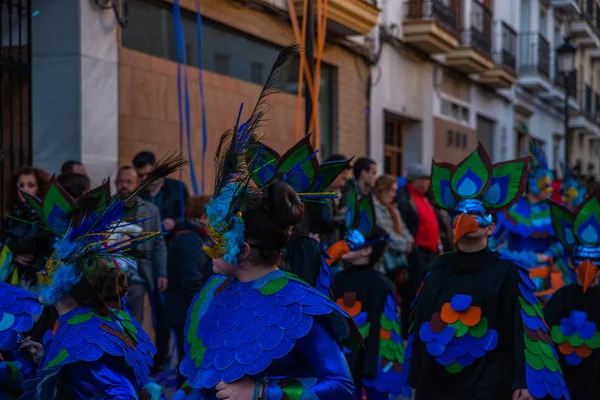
16 157 184 399
174 45 362 400
491 143 567 299
0 283 42 398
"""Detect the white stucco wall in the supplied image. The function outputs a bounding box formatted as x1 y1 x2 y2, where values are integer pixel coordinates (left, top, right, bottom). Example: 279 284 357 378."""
369 43 434 174
517 89 565 171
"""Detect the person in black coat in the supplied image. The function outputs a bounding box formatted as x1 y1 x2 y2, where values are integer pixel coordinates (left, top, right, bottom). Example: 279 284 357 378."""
164 195 213 387
1 167 54 292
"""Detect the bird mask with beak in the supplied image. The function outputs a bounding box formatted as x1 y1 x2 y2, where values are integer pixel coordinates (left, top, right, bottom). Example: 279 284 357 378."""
551 194 600 293
430 143 530 244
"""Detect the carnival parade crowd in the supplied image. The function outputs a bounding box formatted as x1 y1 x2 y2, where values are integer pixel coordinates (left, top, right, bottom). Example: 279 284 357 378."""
2 46 600 400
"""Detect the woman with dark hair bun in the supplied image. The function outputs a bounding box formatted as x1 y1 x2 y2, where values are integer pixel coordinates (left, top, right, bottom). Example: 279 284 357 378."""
16 156 184 399
175 45 360 400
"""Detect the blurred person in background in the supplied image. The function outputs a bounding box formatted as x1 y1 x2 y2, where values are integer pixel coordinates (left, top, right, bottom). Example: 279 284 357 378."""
0 166 53 293
57 173 91 199
116 165 169 373
396 163 440 336
165 194 213 386
60 160 87 176
308 154 350 248
133 151 189 235
353 157 377 197
373 175 413 281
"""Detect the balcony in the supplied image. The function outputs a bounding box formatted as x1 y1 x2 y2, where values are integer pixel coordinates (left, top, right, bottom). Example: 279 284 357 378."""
292 0 380 36
517 32 552 92
569 85 600 135
403 0 460 53
480 21 517 88
570 0 600 48
446 0 494 74
551 0 582 16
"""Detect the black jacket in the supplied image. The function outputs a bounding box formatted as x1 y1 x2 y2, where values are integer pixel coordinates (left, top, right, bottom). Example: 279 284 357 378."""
164 220 212 327
142 178 189 221
1 203 54 282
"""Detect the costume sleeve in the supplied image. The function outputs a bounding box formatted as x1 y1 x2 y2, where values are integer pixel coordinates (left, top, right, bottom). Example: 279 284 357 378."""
0 348 36 386
507 258 569 399
264 316 355 400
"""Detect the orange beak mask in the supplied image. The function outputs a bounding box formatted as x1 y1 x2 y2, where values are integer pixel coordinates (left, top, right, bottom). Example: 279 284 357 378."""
576 259 599 294
452 214 481 243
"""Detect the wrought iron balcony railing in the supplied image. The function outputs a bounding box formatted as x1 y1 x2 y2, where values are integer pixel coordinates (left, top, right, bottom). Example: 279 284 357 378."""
492 21 516 72
404 0 460 36
518 32 550 79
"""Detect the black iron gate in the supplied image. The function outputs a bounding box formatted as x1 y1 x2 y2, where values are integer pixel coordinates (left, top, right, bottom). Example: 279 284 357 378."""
0 0 31 219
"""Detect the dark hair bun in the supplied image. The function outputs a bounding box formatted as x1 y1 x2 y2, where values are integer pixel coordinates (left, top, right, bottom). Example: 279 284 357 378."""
101 266 128 307
265 181 304 228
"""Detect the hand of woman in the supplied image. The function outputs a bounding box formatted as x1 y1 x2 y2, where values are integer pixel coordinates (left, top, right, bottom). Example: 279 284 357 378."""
14 254 34 265
215 376 257 400
512 388 534 400
19 336 44 364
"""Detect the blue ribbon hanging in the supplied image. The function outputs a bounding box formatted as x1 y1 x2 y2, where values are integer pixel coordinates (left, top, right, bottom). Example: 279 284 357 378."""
196 2 208 195
173 0 200 203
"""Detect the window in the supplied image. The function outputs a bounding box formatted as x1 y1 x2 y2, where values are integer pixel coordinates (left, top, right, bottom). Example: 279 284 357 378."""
383 117 403 176
250 62 264 84
539 7 548 38
440 98 469 124
122 0 337 157
215 54 230 75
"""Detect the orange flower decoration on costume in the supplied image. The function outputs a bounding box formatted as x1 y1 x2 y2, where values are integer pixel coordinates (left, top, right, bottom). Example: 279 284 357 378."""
440 302 482 327
336 292 362 317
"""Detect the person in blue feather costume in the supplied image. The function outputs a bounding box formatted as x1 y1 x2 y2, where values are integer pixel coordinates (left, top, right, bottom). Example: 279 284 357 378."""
16 155 185 400
491 142 568 299
0 283 42 399
174 45 361 400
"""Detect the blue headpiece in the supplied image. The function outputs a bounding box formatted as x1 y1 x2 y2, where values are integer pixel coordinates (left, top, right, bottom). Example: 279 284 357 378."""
325 181 390 264
561 169 586 208
19 156 185 305
528 143 553 195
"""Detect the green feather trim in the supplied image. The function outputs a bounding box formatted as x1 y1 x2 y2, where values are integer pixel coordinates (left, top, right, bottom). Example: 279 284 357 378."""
259 277 289 295
47 349 69 369
280 378 304 400
449 320 468 337
446 362 464 374
469 318 488 338
188 278 221 368
5 361 21 381
358 321 371 338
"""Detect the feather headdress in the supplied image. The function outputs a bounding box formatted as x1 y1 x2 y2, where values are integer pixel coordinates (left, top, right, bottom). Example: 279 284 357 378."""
528 142 553 195
20 153 186 305
246 133 353 202
202 44 300 264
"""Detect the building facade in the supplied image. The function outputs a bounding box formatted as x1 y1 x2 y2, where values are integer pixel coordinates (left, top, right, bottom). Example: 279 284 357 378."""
27 0 376 192
370 0 600 176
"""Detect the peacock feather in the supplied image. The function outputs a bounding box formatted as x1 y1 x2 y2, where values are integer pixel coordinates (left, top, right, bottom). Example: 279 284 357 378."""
431 143 530 212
